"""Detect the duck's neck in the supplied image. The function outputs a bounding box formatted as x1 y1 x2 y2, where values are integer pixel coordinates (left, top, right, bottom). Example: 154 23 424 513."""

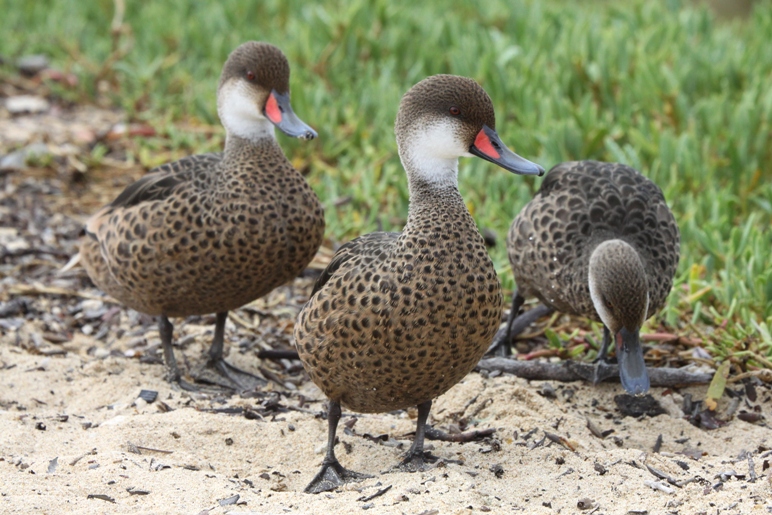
403 155 472 229
219 133 291 182
223 132 279 154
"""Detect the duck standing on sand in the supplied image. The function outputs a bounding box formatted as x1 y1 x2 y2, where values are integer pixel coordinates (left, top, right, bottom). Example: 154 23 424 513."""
295 74 544 493
496 160 680 395
81 42 324 390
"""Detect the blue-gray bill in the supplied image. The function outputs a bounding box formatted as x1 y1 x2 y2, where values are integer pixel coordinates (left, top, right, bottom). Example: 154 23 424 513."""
469 124 544 177
265 90 318 140
616 327 650 396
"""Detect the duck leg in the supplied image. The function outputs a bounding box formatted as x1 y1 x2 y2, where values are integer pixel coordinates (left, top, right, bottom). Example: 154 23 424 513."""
487 291 525 355
487 292 553 356
396 400 438 472
159 315 198 391
591 326 615 384
304 401 371 494
202 312 266 390
596 326 612 363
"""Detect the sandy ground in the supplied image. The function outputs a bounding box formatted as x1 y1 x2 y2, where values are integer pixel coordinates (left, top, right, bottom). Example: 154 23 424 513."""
1 329 770 515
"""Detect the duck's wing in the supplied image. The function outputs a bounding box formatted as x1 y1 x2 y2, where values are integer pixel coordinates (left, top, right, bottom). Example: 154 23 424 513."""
310 232 400 296
85 153 221 237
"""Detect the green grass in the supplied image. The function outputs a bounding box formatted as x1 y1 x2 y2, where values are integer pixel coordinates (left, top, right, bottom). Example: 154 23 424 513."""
2 0 772 367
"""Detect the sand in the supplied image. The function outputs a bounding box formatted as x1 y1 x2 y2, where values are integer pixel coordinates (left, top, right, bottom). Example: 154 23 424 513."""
1 328 770 514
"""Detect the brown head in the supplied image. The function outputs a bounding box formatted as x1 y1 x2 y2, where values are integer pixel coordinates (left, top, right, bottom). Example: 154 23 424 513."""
217 41 317 141
588 239 650 395
394 75 543 190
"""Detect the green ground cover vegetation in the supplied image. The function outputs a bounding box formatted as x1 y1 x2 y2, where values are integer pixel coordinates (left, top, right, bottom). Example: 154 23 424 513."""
2 0 771 367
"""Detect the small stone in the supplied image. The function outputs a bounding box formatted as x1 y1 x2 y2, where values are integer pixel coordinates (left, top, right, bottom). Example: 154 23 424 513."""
5 95 50 114
0 143 51 171
577 497 595 510
489 463 504 478
17 54 49 75
138 390 158 403
0 227 29 252
539 383 557 399
218 494 239 506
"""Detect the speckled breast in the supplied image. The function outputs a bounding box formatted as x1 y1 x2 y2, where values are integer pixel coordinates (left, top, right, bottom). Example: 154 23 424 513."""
296 221 502 413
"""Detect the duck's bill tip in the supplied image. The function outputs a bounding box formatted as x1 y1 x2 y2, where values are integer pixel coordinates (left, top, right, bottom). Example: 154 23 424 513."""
616 327 650 396
265 91 318 140
470 125 544 176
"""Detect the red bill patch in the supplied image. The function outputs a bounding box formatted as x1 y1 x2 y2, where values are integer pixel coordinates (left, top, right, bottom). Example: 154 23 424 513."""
265 93 282 123
474 129 499 159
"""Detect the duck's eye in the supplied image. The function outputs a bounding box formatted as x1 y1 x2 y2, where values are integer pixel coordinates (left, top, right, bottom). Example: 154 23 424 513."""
246 71 256 81
449 106 461 116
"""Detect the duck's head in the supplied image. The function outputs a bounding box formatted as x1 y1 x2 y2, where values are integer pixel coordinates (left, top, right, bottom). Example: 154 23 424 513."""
588 239 651 395
395 74 543 186
217 41 317 142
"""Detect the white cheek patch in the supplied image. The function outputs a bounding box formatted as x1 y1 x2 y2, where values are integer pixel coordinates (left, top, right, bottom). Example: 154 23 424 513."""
217 81 275 142
401 119 467 186
588 265 614 330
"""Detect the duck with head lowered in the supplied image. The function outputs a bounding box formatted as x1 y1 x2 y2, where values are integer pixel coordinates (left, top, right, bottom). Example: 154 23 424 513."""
294 74 544 493
495 160 680 395
81 41 324 390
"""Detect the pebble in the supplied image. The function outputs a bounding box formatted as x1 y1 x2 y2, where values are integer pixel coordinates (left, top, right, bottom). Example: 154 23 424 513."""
0 142 51 170
644 480 674 494
138 390 158 403
101 415 127 427
5 95 50 114
17 54 49 75
0 227 29 252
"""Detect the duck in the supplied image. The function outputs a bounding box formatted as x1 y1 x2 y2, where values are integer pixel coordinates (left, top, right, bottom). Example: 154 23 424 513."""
294 74 544 493
498 160 680 395
80 41 325 390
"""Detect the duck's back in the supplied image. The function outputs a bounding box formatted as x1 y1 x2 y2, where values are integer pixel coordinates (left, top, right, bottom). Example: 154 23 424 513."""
508 160 679 319
81 142 324 317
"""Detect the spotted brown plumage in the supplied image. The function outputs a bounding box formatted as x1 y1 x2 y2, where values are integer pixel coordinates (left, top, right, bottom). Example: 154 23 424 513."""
499 160 680 395
80 42 324 390
294 74 543 493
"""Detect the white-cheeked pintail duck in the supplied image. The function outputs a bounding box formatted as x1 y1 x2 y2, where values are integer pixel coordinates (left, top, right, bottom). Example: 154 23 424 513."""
81 41 324 390
294 74 544 493
497 160 680 395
